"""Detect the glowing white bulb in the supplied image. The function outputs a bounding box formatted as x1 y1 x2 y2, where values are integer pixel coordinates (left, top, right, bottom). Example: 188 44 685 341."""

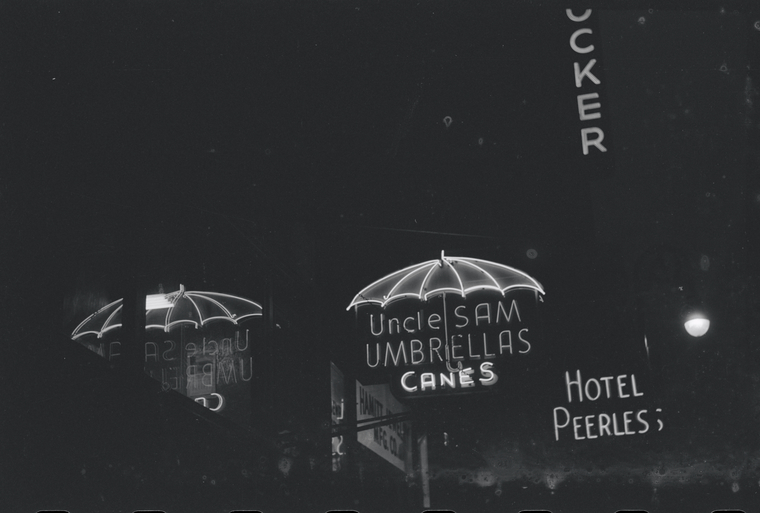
146 294 174 310
684 317 710 337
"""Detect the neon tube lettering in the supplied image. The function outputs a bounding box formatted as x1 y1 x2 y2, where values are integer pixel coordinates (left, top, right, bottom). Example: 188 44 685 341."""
623 411 635 435
459 367 475 388
439 372 456 389
217 359 237 384
411 339 425 364
202 363 213 387
553 406 570 441
467 334 482 360
566 370 583 402
616 374 630 398
162 340 177 361
401 371 418 392
479 362 498 386
598 413 612 436
585 415 598 439
631 374 644 396
577 92 602 121
584 378 601 401
574 59 600 88
566 8 592 22
240 357 253 382
474 303 491 326
108 341 121 360
518 328 531 353
429 337 444 363
384 341 408 367
581 127 607 154
454 305 469 328
145 341 159 362
498 330 513 355
636 410 649 434
496 300 521 323
370 314 384 336
420 373 436 391
366 344 380 368
483 333 496 358
209 393 224 412
235 329 249 352
451 335 464 360
203 338 218 356
570 28 594 54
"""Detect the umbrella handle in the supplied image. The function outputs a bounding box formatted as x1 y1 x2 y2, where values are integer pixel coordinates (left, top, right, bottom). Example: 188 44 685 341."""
442 291 461 372
445 359 462 372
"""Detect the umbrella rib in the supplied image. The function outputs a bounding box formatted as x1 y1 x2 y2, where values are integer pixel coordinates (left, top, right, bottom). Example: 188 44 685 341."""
462 257 545 295
443 256 465 297
386 262 435 304
185 294 206 326
71 298 122 339
418 262 442 301
457 259 501 293
192 293 234 318
347 259 438 309
163 302 174 331
101 303 124 336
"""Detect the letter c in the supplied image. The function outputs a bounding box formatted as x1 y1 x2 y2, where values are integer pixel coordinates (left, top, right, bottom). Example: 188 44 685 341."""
401 371 418 393
566 9 592 22
209 392 225 411
570 28 594 54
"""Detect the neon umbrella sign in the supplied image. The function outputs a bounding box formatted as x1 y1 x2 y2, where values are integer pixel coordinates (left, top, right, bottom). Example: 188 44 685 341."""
71 284 263 340
347 251 544 309
348 251 545 379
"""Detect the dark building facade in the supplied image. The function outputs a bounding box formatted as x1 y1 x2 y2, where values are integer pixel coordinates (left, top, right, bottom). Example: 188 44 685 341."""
3 2 760 512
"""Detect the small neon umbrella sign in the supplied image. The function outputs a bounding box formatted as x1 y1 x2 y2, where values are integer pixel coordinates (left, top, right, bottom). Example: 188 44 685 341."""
71 284 263 340
347 251 544 310
348 251 545 379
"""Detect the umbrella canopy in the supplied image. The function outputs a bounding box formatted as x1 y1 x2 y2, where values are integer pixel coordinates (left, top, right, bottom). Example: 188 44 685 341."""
71 285 263 339
347 251 544 310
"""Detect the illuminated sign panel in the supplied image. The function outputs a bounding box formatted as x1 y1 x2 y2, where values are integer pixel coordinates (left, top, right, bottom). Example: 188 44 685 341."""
356 380 411 472
563 7 614 180
81 326 256 426
71 288 263 427
144 327 255 417
349 253 544 400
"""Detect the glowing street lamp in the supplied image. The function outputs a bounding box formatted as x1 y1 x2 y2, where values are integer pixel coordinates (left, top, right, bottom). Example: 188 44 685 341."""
681 302 710 337
683 315 710 337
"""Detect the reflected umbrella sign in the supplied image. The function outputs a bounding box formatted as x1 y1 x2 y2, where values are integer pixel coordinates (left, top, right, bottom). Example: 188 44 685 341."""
70 285 263 424
71 284 263 339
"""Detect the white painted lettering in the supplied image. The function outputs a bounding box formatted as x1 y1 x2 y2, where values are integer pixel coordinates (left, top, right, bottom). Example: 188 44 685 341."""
553 407 570 441
454 305 469 328
566 8 592 22
566 369 583 403
574 59 600 88
570 28 594 54
580 127 607 154
577 92 602 120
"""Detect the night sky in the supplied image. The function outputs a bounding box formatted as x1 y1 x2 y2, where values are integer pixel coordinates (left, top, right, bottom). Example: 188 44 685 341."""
3 2 760 512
